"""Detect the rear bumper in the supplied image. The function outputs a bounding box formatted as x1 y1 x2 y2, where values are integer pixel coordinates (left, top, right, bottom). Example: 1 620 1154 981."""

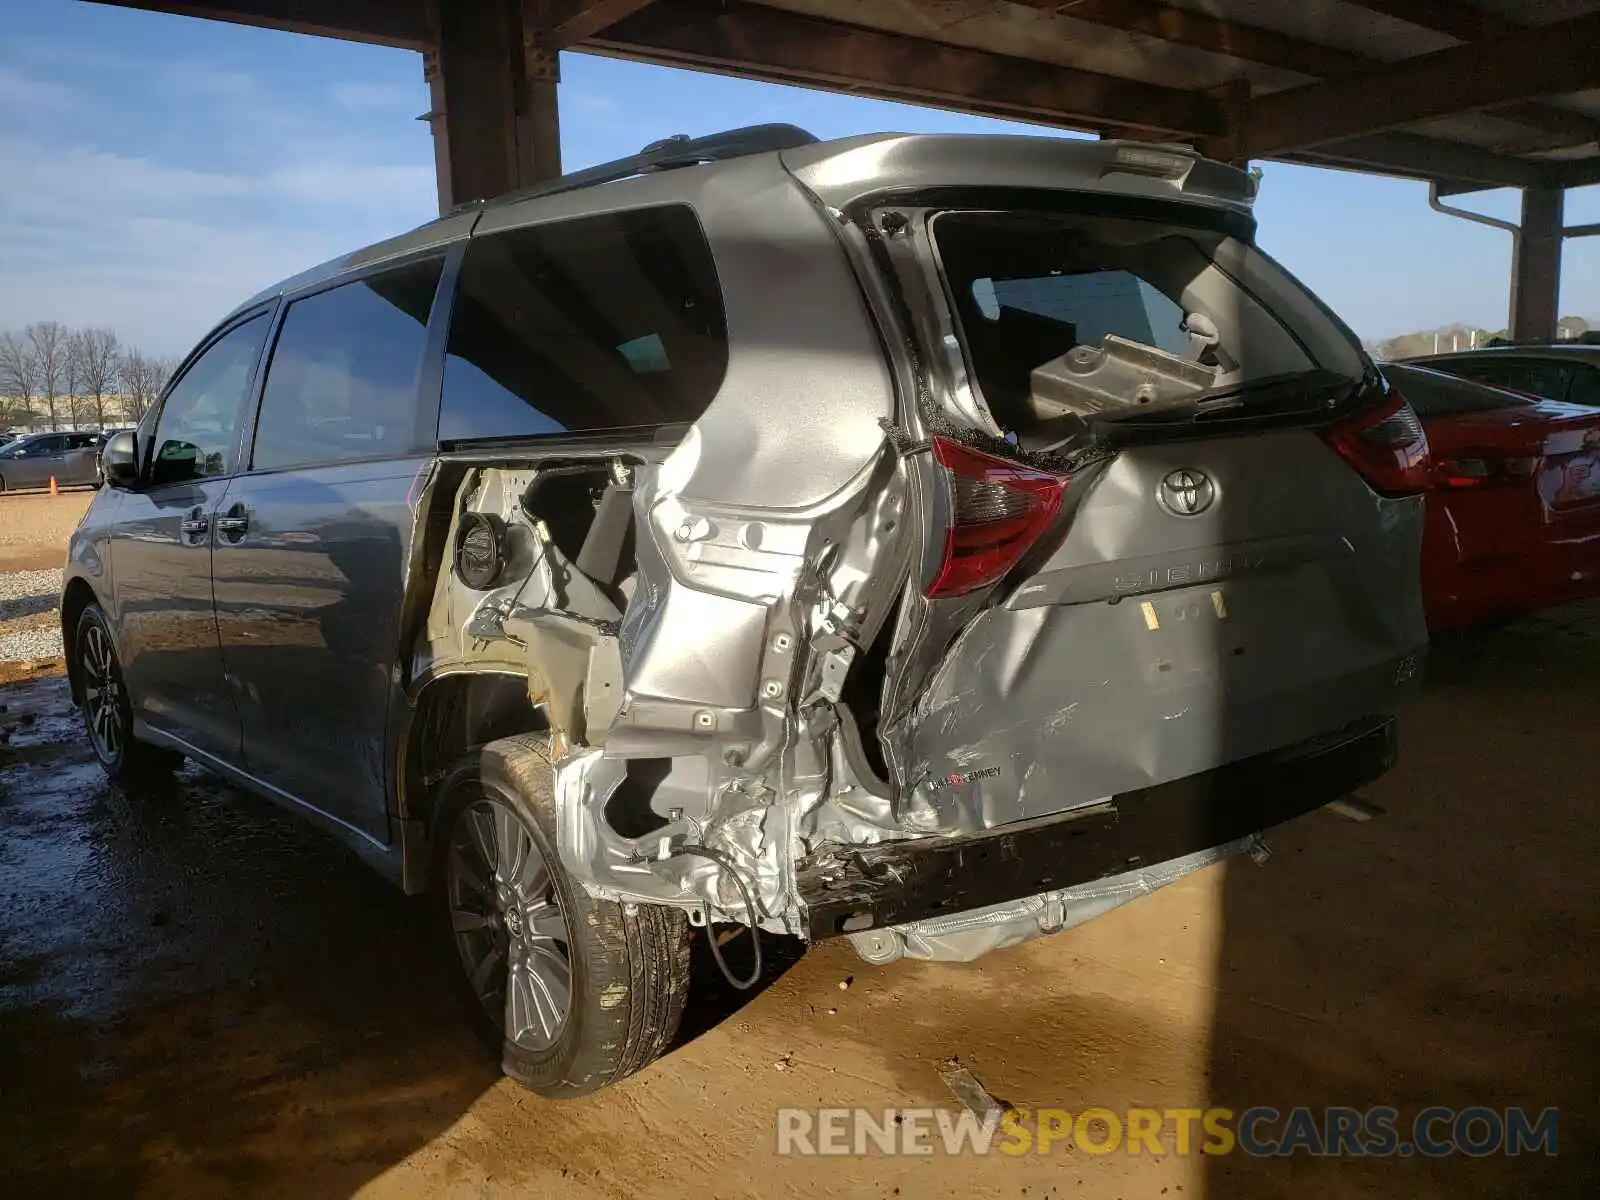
799 714 1398 940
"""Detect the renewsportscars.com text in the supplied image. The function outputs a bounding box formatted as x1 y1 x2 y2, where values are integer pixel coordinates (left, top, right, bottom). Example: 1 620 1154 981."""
775 1106 1559 1158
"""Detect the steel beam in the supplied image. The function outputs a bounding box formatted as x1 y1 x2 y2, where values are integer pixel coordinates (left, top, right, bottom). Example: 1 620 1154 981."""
88 0 428 48
591 0 1225 137
539 0 659 48
1246 13 1600 155
1280 132 1542 192
429 0 561 211
1337 0 1514 44
1509 188 1564 343
1044 0 1600 152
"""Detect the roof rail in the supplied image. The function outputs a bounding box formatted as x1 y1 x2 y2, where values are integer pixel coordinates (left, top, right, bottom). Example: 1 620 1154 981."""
454 123 819 214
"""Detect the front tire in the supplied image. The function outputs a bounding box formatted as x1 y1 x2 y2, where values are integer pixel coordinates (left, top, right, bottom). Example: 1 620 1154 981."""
75 604 183 783
433 735 691 1098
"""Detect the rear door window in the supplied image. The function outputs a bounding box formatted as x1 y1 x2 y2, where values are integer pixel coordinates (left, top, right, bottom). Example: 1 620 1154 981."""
252 258 443 471
439 204 727 442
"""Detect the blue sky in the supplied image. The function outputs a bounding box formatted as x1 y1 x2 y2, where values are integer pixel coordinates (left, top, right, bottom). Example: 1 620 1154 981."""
4 0 1600 357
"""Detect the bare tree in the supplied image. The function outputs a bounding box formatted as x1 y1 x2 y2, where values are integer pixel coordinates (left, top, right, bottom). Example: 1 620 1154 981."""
0 331 41 430
119 348 173 421
65 329 85 427
27 321 69 431
75 328 121 430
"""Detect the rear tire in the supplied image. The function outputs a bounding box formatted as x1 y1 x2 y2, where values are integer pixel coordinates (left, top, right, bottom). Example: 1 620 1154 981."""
432 734 691 1098
75 604 183 783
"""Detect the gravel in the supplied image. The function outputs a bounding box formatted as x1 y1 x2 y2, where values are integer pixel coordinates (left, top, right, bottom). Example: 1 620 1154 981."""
0 627 63 663
0 568 65 663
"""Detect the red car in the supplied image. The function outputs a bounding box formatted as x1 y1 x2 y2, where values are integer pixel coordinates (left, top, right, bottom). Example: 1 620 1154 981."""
1385 362 1600 631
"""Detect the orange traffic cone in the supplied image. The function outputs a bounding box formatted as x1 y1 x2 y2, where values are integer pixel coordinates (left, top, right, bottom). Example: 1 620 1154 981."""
49 476 58 497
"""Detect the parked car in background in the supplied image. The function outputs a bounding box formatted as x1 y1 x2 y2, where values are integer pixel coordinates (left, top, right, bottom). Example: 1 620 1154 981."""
63 127 1427 1098
0 432 18 448
0 431 102 492
1384 362 1600 630
1407 343 1600 407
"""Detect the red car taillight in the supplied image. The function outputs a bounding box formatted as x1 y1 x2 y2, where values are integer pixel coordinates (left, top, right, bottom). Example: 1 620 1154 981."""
1434 454 1539 490
926 436 1069 598
1319 393 1433 497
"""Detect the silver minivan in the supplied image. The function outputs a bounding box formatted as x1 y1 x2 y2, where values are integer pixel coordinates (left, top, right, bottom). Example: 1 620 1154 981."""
64 126 1428 1097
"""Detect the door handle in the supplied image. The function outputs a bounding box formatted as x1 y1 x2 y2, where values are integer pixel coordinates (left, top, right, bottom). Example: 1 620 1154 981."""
214 514 249 536
180 515 209 536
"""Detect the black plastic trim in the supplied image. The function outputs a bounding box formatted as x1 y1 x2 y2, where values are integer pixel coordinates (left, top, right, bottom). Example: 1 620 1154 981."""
799 715 1397 940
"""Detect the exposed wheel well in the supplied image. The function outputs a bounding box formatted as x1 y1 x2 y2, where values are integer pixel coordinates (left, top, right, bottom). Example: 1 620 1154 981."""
60 578 98 705
401 671 548 836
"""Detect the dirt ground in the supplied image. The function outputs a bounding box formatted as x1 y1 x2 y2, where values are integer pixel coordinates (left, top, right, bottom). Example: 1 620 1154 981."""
0 510 1595 1195
0 490 94 573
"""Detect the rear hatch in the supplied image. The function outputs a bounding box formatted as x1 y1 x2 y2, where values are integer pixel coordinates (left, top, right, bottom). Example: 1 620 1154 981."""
861 184 1430 836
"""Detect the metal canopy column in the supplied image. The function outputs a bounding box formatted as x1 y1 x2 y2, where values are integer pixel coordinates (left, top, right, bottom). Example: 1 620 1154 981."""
426 0 562 212
1509 187 1564 342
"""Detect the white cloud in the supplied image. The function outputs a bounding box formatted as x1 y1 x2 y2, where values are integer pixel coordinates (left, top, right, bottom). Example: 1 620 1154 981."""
0 126 436 355
0 64 76 112
154 62 259 98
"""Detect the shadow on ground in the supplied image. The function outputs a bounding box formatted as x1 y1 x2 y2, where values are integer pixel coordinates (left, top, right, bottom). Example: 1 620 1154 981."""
0 674 498 1196
1203 603 1600 1198
0 671 811 1197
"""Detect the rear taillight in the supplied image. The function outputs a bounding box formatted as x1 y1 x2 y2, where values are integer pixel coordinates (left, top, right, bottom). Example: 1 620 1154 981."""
1318 393 1432 496
927 437 1068 598
1434 455 1539 490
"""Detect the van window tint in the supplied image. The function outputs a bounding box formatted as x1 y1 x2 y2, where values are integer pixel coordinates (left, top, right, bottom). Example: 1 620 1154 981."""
253 258 443 471
439 204 727 442
148 313 269 485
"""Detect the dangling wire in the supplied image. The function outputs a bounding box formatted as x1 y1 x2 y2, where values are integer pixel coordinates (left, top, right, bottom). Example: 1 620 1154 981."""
674 843 765 991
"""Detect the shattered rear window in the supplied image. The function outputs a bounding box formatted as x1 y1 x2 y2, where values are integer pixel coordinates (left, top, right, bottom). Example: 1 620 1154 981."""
930 208 1359 437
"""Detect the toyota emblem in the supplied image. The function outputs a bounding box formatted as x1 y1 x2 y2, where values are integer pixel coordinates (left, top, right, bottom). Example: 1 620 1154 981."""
1158 468 1216 516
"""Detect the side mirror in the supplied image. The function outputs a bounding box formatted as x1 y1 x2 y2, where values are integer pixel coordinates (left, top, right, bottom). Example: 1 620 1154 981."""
101 430 141 490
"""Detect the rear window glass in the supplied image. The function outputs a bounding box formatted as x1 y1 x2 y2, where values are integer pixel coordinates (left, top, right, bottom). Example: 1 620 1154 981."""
1441 357 1572 402
439 204 727 442
1385 364 1531 417
931 209 1353 436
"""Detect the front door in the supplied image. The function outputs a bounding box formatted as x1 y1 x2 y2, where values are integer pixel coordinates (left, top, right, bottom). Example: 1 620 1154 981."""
212 257 444 842
113 311 272 762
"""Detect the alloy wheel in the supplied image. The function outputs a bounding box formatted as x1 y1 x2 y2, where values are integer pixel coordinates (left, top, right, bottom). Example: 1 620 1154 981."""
81 623 123 763
445 796 573 1051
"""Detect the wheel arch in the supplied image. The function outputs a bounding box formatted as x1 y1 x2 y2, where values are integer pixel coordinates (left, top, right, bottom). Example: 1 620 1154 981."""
397 669 549 873
60 577 101 706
